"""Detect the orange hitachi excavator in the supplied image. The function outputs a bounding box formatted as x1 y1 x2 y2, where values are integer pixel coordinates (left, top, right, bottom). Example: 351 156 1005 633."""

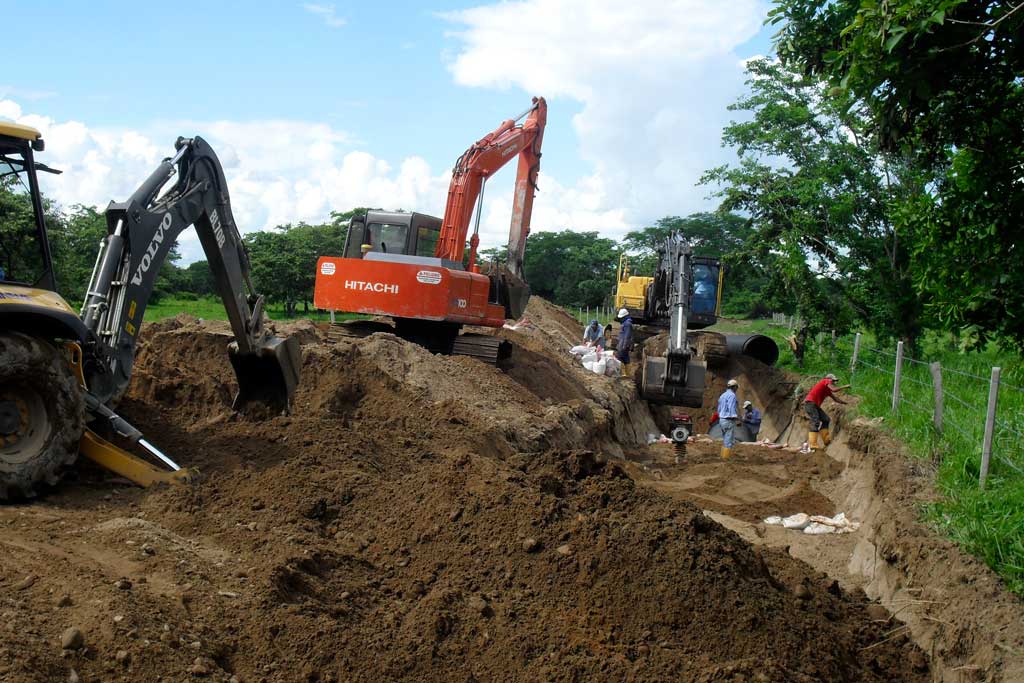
314 97 546 363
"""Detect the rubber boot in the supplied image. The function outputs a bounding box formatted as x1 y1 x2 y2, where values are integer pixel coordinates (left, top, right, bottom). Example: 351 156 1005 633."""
807 431 820 451
819 427 831 446
720 446 732 460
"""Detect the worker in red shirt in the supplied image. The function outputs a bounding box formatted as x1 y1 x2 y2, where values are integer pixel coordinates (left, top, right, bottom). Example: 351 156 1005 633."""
804 373 848 450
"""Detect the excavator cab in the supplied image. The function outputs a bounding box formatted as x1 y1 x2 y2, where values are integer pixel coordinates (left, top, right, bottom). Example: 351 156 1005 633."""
689 256 722 329
0 123 57 293
342 211 442 259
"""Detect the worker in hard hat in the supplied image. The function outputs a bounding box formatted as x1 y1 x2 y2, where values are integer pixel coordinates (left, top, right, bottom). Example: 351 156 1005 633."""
717 378 740 459
804 373 848 450
615 308 634 373
742 400 762 440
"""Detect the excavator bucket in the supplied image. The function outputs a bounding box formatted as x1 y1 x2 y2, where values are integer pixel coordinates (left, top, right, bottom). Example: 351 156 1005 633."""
490 266 532 320
640 356 706 407
228 335 302 413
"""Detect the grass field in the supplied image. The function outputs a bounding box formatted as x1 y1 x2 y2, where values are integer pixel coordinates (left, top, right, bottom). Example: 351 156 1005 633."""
143 296 362 323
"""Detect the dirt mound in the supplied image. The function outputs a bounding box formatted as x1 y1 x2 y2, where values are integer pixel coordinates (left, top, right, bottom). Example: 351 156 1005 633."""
0 298 928 682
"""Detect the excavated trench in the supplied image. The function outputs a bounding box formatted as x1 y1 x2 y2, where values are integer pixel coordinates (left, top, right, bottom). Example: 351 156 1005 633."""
0 297 1019 681
630 342 1024 682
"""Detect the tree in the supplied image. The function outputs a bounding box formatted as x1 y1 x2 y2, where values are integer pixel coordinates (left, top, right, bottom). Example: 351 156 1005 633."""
245 221 346 316
48 205 107 303
770 0 1024 348
622 212 770 317
702 58 921 342
521 230 620 308
185 260 215 296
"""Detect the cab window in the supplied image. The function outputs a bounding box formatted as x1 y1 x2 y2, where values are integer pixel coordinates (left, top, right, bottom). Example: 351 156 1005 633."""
692 264 718 314
367 222 409 255
0 147 48 287
416 226 439 257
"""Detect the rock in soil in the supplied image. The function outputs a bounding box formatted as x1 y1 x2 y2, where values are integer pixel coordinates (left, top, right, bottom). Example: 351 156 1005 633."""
60 628 84 651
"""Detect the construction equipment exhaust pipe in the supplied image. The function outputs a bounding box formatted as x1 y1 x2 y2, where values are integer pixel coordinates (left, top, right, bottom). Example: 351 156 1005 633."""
725 334 779 366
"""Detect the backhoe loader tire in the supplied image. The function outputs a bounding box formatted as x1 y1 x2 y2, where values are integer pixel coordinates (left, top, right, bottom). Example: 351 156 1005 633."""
0 333 84 499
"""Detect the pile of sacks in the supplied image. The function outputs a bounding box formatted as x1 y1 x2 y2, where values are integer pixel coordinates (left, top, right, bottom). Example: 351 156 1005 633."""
569 345 623 377
763 512 861 535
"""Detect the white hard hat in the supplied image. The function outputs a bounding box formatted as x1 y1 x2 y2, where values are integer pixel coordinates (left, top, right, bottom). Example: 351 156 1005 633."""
617 308 629 318
743 400 752 407
727 379 739 388
825 373 837 381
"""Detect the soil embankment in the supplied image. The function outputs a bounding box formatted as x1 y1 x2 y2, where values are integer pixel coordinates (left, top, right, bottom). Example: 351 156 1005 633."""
0 299 937 681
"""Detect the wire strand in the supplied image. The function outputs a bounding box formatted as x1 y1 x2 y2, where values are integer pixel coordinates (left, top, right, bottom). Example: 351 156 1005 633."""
857 358 892 375
899 397 934 417
942 418 978 443
995 418 1024 440
943 389 985 413
993 451 1024 476
941 365 991 383
901 374 931 389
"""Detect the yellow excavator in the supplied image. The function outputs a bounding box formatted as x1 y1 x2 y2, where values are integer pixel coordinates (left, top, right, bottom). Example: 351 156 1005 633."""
612 235 778 406
0 121 300 499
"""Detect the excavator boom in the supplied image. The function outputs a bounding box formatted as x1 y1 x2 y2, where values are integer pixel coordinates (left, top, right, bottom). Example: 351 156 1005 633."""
435 97 546 277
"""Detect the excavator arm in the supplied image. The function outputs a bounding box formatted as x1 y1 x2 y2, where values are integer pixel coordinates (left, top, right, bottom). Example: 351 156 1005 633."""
639 234 706 407
81 136 300 411
435 97 546 277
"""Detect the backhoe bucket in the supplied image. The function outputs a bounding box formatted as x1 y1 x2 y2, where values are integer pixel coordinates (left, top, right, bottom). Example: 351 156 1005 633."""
640 356 705 407
490 266 531 320
228 335 302 413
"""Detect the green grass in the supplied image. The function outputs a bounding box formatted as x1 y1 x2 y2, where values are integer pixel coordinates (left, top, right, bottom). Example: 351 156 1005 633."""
712 317 1024 595
143 296 362 323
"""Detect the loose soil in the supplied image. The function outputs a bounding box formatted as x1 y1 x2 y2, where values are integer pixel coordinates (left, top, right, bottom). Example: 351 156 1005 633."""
0 298 1011 681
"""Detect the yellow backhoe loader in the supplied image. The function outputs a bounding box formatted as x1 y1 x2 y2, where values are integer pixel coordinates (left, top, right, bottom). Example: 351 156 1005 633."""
0 122 300 499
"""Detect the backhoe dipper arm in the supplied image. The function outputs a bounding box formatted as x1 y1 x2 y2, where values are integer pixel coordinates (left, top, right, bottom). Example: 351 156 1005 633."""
81 136 300 410
638 233 706 407
435 97 546 277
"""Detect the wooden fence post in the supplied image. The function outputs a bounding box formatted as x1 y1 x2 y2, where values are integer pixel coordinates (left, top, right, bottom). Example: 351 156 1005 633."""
980 366 1001 489
329 310 335 324
892 341 905 412
930 362 943 434
850 333 861 374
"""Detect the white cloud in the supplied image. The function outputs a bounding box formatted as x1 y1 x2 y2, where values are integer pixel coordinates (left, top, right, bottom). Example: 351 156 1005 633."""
301 3 346 28
444 0 767 232
1 98 451 262
2 97 630 266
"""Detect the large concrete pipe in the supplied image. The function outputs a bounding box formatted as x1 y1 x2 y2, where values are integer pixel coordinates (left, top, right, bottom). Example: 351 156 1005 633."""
725 334 779 366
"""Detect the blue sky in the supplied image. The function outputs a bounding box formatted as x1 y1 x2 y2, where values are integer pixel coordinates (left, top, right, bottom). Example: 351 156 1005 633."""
2 0 775 261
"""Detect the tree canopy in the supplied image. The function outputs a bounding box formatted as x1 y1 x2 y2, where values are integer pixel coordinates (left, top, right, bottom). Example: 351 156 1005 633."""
770 0 1024 349
703 57 922 341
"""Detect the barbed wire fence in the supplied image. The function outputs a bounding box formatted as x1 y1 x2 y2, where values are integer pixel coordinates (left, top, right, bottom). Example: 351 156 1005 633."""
843 332 1024 488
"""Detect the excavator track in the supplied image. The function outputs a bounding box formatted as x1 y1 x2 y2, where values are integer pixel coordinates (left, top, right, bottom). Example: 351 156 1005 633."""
326 320 394 343
328 321 511 366
451 334 512 365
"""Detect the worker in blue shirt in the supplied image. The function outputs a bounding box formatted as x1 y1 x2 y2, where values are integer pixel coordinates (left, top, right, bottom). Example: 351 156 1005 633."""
615 308 634 370
742 400 762 440
717 378 739 459
582 319 605 348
